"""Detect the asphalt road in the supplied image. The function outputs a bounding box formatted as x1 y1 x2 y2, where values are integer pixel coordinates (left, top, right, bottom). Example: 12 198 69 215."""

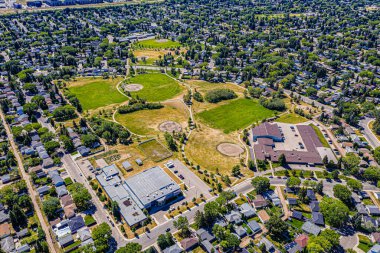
359 117 380 149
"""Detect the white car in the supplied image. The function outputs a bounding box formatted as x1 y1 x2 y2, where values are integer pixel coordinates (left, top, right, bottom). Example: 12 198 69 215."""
166 162 174 168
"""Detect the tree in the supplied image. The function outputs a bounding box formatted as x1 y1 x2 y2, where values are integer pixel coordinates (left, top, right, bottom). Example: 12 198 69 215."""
173 216 190 238
342 153 360 175
81 134 99 148
203 201 221 226
251 177 270 194
23 102 38 116
70 183 92 211
115 243 142 253
347 178 363 192
320 197 349 227
164 132 177 151
60 135 74 152
10 204 27 228
92 223 112 253
44 140 60 154
278 153 286 166
42 197 61 219
231 165 240 177
374 146 380 164
316 181 323 195
157 232 174 250
364 166 380 182
266 215 288 238
286 177 301 189
111 201 121 221
333 185 352 206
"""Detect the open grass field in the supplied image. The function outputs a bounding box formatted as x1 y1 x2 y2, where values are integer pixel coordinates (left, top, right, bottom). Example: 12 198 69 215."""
133 50 167 65
185 125 251 175
126 73 183 102
114 100 189 136
197 98 275 133
275 113 308 124
187 80 246 112
309 124 330 148
134 39 181 49
138 139 172 162
67 77 127 110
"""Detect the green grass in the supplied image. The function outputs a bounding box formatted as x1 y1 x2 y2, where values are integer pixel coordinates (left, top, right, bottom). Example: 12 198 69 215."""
358 235 373 252
127 73 183 102
288 219 304 229
84 215 97 226
138 139 172 162
275 113 308 124
67 77 127 110
309 124 330 148
134 39 181 49
197 98 275 133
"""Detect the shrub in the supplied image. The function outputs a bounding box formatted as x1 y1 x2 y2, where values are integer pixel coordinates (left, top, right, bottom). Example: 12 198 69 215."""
204 89 237 103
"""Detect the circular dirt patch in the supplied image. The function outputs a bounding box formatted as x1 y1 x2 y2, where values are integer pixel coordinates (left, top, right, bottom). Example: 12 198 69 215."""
159 121 182 133
217 143 244 157
124 84 143 92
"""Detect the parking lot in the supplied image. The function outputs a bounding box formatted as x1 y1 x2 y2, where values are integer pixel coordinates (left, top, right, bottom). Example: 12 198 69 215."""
165 159 213 200
275 123 306 151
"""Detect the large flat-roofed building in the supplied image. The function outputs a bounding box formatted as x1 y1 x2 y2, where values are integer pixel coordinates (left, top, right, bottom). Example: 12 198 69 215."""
124 166 181 209
96 165 181 227
252 122 283 142
96 165 147 227
252 123 324 165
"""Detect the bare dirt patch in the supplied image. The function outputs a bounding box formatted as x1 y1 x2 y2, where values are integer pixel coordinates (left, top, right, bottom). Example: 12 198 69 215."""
217 143 244 157
124 84 143 92
159 121 182 133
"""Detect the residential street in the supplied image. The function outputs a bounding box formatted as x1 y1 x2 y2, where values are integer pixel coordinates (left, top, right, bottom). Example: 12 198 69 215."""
359 117 380 149
0 110 57 253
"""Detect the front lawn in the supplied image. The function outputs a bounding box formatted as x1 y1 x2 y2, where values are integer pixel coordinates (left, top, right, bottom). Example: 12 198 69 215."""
127 73 183 102
197 98 276 133
84 215 97 226
67 77 127 110
358 235 374 252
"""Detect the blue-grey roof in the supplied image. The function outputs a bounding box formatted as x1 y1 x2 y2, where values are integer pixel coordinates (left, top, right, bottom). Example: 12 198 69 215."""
247 220 262 234
302 221 321 235
123 166 181 209
368 244 380 253
68 216 85 233
122 161 132 169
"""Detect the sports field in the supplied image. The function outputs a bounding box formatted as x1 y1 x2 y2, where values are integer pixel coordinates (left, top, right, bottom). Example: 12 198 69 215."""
134 39 181 49
126 73 183 101
67 77 127 110
197 98 275 133
114 101 189 135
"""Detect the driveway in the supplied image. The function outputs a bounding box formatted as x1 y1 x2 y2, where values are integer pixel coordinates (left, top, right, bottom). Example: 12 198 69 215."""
340 233 358 250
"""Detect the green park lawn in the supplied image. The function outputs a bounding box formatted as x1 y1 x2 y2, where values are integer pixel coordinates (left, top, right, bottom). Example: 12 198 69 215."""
134 39 181 49
127 73 183 101
275 113 308 124
67 77 127 110
197 98 275 133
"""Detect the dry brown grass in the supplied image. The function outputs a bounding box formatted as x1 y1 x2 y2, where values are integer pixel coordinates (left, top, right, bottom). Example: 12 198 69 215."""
115 100 190 136
185 124 243 175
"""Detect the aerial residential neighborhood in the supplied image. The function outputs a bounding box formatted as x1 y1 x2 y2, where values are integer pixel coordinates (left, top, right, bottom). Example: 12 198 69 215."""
0 0 379 252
